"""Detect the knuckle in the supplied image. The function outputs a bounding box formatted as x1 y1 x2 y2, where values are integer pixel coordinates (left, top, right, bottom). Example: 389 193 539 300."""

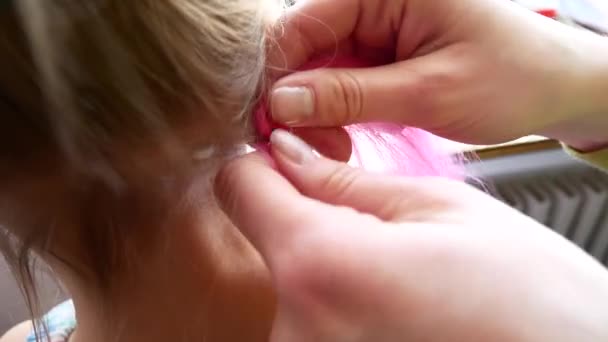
318 164 360 201
323 71 364 124
377 196 405 221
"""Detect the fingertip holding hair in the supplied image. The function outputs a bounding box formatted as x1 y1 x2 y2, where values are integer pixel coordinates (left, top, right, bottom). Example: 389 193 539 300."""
254 55 465 179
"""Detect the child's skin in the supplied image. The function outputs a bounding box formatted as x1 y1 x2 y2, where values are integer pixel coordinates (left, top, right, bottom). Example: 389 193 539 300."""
3 154 277 342
1 1 287 341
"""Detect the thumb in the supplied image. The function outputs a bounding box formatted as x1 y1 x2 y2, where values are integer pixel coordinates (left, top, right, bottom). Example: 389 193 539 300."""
270 56 446 128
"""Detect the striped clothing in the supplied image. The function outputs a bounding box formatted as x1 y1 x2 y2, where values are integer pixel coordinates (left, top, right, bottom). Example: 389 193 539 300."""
27 300 76 342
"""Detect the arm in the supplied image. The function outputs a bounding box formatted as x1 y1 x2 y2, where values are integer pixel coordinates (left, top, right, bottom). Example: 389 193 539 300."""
551 34 608 170
544 34 608 152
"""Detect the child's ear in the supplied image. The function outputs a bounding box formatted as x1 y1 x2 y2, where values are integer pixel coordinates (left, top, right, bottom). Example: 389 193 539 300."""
293 127 352 162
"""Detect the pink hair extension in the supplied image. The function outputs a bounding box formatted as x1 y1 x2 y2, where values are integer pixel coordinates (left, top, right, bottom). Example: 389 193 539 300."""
255 55 464 179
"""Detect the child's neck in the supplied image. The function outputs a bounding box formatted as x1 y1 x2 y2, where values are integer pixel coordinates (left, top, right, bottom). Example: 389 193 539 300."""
59 207 275 342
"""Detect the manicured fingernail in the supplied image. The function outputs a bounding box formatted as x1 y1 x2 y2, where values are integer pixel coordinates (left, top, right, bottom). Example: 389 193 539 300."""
271 86 313 125
270 129 318 165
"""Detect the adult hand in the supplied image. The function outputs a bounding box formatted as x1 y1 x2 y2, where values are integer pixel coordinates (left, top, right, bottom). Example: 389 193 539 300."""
269 0 608 150
214 130 608 341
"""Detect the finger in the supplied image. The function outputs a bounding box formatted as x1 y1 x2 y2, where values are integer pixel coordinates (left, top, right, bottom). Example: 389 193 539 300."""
270 54 451 128
292 127 352 162
267 0 359 74
269 129 448 222
214 151 365 264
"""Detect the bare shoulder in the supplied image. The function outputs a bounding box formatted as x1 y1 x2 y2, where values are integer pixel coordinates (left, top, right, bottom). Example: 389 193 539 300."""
0 321 32 342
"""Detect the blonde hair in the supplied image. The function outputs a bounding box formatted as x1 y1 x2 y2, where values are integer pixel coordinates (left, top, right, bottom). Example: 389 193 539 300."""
0 0 275 338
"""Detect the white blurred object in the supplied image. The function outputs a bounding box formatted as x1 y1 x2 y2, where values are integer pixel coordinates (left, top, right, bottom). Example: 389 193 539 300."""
514 0 607 34
514 0 561 12
560 0 608 33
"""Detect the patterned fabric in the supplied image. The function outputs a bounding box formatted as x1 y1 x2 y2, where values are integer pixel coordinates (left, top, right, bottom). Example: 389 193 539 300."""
26 300 76 342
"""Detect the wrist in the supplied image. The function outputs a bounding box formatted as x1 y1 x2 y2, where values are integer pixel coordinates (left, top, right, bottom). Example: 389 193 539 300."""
540 32 608 150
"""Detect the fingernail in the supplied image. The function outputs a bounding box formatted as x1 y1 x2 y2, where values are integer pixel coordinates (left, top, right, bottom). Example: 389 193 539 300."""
270 129 318 165
271 86 313 125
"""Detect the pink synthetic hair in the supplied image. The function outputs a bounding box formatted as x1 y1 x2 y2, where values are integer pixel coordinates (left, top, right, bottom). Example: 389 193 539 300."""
255 55 463 179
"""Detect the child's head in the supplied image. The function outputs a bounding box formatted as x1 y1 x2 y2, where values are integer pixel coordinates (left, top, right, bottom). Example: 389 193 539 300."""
0 0 276 322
